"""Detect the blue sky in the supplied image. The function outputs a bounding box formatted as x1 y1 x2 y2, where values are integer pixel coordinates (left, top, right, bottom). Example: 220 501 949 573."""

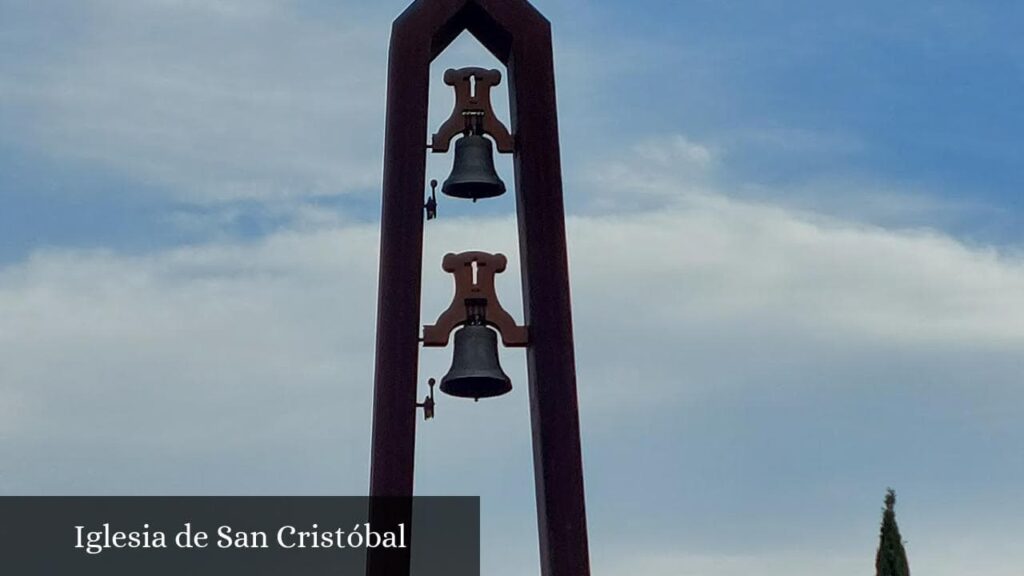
2 1 1023 575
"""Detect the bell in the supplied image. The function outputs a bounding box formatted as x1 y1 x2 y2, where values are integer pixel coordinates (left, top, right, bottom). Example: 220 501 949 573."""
441 134 506 200
440 325 512 400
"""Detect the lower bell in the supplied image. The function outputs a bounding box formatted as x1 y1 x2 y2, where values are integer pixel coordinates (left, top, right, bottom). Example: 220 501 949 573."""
440 324 512 400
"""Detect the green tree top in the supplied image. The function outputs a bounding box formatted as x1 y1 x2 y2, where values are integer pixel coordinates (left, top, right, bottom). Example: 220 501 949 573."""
875 488 911 576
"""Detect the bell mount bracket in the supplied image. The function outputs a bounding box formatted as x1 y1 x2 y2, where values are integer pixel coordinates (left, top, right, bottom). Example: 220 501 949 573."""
422 251 528 347
430 67 514 154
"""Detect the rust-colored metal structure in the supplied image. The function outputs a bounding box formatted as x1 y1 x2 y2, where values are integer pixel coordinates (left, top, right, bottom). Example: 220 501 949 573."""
368 1 590 575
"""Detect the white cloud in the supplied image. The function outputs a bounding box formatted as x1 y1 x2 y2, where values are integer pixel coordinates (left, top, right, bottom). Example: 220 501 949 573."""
580 135 718 211
574 195 1024 349
2 158 1024 572
0 0 391 202
597 550 865 576
590 525 1024 576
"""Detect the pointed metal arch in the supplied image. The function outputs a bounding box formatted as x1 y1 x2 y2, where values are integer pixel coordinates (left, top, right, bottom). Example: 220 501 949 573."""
392 0 548 61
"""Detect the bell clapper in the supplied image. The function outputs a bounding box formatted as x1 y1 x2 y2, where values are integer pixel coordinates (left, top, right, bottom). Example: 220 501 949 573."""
416 378 437 421
425 179 438 220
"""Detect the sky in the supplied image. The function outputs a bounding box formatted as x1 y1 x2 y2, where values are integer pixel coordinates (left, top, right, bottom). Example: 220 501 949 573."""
1 0 1023 575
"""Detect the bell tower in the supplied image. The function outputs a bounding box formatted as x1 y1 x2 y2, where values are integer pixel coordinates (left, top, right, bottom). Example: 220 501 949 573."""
367 1 591 575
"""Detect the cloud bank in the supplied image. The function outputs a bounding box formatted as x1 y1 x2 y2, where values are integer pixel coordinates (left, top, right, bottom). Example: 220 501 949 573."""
3 156 1023 573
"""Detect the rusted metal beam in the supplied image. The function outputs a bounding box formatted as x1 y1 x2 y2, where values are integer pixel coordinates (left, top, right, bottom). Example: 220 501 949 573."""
369 2 590 575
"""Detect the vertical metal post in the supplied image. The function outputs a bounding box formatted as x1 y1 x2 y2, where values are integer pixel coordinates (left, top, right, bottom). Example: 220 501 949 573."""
366 13 431 576
507 22 592 576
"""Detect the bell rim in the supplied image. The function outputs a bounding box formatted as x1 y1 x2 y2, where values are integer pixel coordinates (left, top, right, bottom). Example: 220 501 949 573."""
439 375 513 399
440 180 507 199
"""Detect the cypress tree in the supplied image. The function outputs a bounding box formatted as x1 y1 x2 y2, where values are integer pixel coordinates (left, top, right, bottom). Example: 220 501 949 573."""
875 488 911 576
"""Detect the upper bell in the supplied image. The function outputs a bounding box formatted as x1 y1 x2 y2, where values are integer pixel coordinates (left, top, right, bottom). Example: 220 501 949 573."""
441 134 506 200
440 324 512 400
